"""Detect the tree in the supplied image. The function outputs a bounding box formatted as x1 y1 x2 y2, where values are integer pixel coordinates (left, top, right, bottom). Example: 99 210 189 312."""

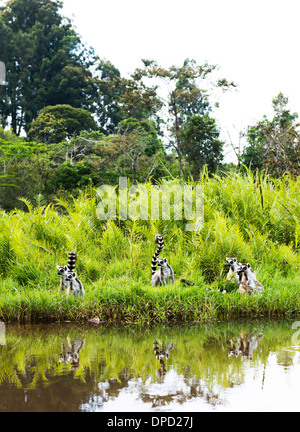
117 117 162 156
45 161 94 194
28 104 98 143
130 58 236 178
241 93 300 176
95 60 123 134
181 114 224 176
0 0 98 134
94 59 163 134
96 132 162 184
118 76 163 122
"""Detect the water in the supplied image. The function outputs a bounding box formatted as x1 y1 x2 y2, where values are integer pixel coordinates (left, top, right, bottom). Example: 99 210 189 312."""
0 320 299 412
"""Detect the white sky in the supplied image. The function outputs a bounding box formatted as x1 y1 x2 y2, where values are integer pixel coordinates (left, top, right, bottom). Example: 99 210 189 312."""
2 0 300 162
60 0 300 163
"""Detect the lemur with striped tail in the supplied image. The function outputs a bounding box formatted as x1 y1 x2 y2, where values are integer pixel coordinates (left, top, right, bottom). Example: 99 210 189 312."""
151 234 175 286
65 272 85 299
57 251 77 293
57 251 84 298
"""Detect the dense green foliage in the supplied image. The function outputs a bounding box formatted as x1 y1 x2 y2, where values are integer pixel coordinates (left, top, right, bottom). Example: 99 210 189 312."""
28 105 98 143
0 171 299 323
241 93 300 175
0 0 236 186
0 0 298 196
0 0 98 134
0 1 299 324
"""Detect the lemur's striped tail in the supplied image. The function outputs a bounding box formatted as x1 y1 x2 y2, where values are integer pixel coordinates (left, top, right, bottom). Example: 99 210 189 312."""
151 234 164 275
68 251 77 272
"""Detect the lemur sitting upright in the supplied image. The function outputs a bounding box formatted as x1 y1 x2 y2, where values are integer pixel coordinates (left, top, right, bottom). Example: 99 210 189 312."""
237 263 264 295
225 257 241 283
151 234 175 286
57 251 77 293
237 265 253 296
65 272 85 299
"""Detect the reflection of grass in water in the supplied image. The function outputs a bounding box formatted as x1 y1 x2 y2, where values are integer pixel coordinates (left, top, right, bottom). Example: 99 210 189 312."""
0 321 295 393
0 171 299 323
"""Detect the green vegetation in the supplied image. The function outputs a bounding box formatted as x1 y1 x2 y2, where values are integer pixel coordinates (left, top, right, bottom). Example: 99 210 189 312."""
240 93 300 176
0 1 299 324
0 171 299 324
0 321 294 397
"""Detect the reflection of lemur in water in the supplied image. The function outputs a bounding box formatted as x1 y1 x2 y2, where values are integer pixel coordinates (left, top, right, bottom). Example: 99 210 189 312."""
151 235 175 286
153 340 174 382
229 331 264 360
60 336 86 371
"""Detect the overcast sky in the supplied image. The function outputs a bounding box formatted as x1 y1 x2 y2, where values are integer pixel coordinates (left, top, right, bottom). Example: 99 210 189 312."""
2 0 300 162
60 0 300 162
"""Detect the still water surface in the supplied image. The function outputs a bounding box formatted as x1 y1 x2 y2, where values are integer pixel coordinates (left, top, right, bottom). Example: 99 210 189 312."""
0 320 299 412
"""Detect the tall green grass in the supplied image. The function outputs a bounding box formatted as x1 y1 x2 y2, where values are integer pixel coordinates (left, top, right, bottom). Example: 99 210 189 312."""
0 169 299 323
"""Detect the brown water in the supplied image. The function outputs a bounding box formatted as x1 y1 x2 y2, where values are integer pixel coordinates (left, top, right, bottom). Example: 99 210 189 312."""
0 320 299 412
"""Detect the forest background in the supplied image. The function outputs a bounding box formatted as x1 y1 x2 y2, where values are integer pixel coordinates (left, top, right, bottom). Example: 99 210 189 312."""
0 0 299 211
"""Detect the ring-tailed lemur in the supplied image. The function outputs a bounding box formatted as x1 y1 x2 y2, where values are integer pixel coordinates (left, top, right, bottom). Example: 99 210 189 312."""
225 257 241 283
57 251 77 293
236 263 252 295
237 263 264 295
151 234 164 274
65 271 85 299
151 234 175 286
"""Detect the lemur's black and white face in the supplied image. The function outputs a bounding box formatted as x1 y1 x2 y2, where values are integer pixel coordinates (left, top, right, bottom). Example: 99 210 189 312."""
65 272 76 281
57 265 68 276
238 263 250 273
226 257 237 267
157 258 167 267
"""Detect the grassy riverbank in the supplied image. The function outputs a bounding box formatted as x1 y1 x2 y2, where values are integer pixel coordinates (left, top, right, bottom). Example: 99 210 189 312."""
0 170 299 323
0 273 300 323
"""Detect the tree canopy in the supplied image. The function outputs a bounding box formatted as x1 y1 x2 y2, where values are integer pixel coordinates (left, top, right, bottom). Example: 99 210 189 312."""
241 93 300 176
182 114 224 176
28 104 98 143
0 0 97 134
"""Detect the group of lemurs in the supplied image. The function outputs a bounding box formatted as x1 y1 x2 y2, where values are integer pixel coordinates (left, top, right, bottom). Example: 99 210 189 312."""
57 234 264 299
225 257 264 295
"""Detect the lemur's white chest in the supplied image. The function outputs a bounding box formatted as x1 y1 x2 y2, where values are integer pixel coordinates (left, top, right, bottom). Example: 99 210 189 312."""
61 275 69 288
71 279 82 292
162 264 172 279
66 276 85 298
245 269 256 288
